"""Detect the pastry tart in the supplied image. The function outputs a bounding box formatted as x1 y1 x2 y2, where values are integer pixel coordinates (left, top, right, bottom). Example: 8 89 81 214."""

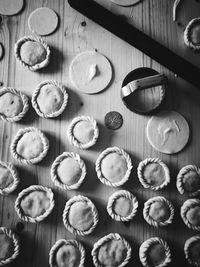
139 237 171 267
0 87 29 122
0 161 19 195
95 147 132 187
137 158 170 191
67 116 99 149
15 185 55 223
62 195 99 236
184 235 200 266
49 239 85 267
107 190 138 222
0 227 20 266
51 152 86 190
91 233 132 267
184 18 200 52
143 196 174 227
181 199 200 231
14 36 50 71
32 80 68 118
10 127 49 165
177 165 200 197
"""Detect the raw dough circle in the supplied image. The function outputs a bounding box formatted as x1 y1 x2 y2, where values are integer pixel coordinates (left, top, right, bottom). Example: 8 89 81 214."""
0 0 24 16
69 50 112 94
28 7 58 36
146 111 190 154
110 0 141 6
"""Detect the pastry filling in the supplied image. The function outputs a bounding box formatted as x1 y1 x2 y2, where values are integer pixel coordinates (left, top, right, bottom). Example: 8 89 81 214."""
57 157 81 186
0 92 23 118
143 163 166 187
37 84 63 115
149 201 170 222
186 206 200 226
68 201 94 231
101 153 127 183
114 196 133 217
182 170 200 193
0 166 13 189
73 121 94 144
56 244 81 267
190 240 200 265
190 24 200 45
16 131 44 160
97 239 127 266
0 233 14 260
20 41 47 66
21 191 50 218
147 243 166 267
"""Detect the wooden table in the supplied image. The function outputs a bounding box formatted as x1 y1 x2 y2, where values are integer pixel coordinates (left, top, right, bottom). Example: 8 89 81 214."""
0 0 200 266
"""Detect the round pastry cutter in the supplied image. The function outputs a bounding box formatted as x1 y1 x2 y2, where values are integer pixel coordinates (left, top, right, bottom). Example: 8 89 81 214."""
121 67 167 114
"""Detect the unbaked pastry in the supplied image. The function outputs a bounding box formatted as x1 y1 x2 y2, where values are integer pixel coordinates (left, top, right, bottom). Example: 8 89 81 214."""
0 0 24 16
184 18 200 52
107 190 138 222
181 199 200 231
67 116 99 149
91 233 131 267
137 158 170 190
146 110 189 154
143 196 174 227
184 235 200 266
15 36 50 71
15 185 55 223
0 161 19 195
177 165 200 197
28 7 58 36
51 152 86 190
32 80 68 118
63 195 99 235
69 50 112 94
0 87 29 122
139 237 171 267
0 227 20 265
95 146 132 187
10 127 49 164
49 239 85 267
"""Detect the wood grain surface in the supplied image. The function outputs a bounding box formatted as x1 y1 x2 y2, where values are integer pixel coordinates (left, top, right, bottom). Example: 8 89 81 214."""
0 0 200 266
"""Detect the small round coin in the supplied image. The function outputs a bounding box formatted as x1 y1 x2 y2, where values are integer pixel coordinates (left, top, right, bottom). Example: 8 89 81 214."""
104 111 123 130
